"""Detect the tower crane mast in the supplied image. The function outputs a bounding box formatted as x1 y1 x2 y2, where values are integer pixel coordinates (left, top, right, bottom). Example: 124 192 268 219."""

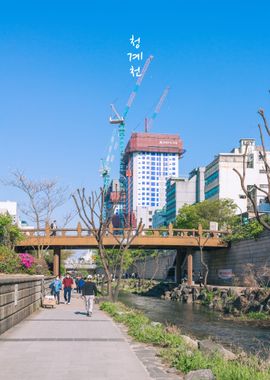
109 55 154 178
145 86 170 132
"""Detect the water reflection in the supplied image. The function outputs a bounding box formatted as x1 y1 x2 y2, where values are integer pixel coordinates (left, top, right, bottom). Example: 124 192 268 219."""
119 292 270 356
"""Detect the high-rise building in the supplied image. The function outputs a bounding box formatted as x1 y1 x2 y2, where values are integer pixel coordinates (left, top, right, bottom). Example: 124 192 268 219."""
204 138 270 213
123 132 184 227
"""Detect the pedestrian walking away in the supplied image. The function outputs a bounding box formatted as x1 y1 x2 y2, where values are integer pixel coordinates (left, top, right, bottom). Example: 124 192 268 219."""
62 273 74 304
77 276 85 294
50 275 62 304
81 275 98 317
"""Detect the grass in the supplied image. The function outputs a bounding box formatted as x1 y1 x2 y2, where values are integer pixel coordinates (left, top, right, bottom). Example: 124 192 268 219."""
100 301 270 380
240 312 270 321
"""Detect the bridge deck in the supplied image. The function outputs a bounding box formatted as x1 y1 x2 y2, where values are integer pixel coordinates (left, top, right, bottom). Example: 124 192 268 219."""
17 226 228 249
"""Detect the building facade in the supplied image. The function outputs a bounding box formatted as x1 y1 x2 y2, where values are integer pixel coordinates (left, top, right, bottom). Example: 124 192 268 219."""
124 132 184 227
204 138 269 213
166 167 205 224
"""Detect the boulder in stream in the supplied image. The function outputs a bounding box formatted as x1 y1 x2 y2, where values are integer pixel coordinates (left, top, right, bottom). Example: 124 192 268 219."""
198 339 237 361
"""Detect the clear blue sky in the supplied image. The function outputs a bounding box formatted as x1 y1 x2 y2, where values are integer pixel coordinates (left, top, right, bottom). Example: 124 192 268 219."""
1 0 270 223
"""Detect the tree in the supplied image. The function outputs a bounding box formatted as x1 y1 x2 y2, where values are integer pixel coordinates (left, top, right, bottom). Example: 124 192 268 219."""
72 187 143 302
3 170 69 257
233 106 270 231
0 214 23 249
174 200 236 287
174 199 237 230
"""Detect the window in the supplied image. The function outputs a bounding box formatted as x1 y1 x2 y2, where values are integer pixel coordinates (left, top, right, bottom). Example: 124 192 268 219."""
247 154 254 169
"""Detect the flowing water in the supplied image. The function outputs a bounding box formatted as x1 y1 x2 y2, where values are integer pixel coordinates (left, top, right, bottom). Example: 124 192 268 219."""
119 292 270 356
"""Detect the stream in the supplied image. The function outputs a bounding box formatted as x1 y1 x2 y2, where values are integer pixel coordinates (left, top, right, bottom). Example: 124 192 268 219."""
119 292 270 357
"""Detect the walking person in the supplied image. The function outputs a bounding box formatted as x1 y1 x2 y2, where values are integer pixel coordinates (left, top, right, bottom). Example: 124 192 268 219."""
81 275 98 317
77 276 85 294
50 220 57 236
52 275 62 304
62 273 74 304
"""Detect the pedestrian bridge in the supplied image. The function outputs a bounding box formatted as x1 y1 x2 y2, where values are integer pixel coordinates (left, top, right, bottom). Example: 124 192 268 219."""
16 223 229 285
17 223 228 250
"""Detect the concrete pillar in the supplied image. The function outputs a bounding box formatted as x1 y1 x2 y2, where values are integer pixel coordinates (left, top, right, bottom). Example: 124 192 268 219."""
187 249 193 286
53 247 61 276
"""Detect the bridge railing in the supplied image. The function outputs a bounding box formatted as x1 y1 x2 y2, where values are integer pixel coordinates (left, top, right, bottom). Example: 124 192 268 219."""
19 223 229 240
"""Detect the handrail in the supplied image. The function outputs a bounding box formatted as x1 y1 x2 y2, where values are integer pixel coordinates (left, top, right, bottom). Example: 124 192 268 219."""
19 226 229 237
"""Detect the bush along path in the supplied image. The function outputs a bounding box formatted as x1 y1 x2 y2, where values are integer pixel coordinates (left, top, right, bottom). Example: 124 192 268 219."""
100 302 270 380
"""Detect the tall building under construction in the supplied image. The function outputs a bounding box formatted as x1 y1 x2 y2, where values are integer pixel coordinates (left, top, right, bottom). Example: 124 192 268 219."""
124 132 184 227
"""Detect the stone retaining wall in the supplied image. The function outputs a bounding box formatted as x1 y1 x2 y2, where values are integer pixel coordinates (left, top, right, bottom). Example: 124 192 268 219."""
129 250 176 280
193 230 270 285
130 230 270 286
0 275 53 335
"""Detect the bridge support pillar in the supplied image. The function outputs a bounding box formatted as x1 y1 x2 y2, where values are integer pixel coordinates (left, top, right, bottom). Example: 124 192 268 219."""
187 249 193 286
53 248 61 276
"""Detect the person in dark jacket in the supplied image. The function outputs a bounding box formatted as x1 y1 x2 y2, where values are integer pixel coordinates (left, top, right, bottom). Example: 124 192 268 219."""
81 275 98 317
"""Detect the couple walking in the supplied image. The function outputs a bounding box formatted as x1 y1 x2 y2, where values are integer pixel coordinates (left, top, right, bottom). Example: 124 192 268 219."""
63 273 98 316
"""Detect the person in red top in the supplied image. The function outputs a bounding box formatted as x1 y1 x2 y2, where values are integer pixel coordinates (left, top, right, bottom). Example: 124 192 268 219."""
62 273 74 304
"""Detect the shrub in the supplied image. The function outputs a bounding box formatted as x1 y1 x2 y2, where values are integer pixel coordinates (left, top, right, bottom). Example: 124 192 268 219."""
0 246 20 273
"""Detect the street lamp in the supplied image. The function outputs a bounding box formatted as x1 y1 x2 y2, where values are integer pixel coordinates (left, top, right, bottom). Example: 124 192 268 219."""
235 204 243 224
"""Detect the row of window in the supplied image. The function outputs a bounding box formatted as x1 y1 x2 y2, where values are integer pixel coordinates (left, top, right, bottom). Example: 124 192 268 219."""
205 185 219 199
205 170 219 186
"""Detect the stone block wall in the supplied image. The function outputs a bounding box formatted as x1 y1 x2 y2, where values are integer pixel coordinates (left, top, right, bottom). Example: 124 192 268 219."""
192 230 270 286
130 250 176 280
0 276 53 335
130 230 270 286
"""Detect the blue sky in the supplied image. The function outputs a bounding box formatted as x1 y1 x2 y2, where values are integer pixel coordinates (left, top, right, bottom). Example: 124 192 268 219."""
1 0 270 223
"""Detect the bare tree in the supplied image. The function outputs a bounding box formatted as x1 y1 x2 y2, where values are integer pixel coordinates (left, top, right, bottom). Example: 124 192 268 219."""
195 224 211 287
3 170 68 257
233 107 270 230
72 187 143 302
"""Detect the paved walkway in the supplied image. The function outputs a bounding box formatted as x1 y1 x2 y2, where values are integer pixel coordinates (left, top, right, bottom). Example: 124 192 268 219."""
0 294 161 380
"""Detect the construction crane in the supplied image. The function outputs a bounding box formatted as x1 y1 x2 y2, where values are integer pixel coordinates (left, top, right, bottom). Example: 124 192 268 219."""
144 86 170 133
99 128 118 189
109 55 154 178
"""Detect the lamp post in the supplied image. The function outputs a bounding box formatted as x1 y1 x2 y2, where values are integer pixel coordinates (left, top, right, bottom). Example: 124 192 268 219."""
236 204 243 225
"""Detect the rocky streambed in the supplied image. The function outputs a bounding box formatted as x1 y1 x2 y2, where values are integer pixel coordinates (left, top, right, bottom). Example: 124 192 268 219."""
162 284 270 317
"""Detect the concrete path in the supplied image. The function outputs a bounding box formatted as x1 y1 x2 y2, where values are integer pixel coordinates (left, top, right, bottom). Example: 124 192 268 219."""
0 293 155 380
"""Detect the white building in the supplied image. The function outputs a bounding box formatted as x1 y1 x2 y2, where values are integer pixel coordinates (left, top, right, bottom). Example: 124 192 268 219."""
0 201 18 224
124 133 184 227
166 167 205 224
204 138 269 213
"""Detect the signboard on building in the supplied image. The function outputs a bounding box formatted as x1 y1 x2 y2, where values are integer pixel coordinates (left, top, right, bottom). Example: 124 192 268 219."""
218 269 232 280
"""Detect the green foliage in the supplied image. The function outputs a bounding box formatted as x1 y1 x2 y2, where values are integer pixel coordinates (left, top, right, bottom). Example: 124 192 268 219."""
0 246 20 273
174 199 237 230
101 301 270 380
228 217 264 241
0 214 23 248
0 246 50 275
242 312 270 321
